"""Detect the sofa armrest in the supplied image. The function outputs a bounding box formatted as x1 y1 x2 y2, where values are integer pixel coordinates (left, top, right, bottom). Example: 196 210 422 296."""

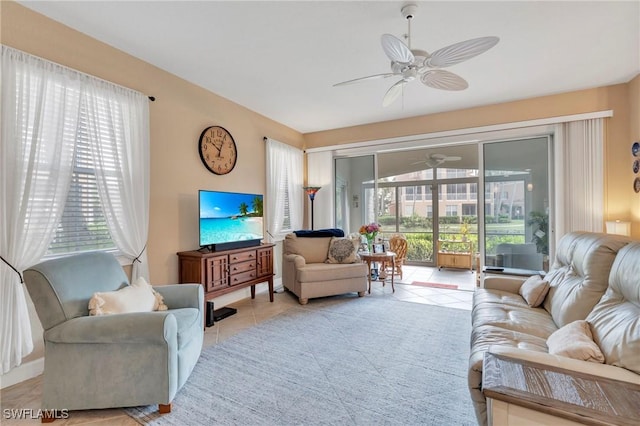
482 276 526 293
44 312 178 344
488 345 640 384
283 253 306 268
154 284 204 310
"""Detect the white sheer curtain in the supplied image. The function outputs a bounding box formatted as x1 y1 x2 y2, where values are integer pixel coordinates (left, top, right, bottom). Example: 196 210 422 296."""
0 46 79 373
84 82 151 280
265 138 303 242
554 118 605 243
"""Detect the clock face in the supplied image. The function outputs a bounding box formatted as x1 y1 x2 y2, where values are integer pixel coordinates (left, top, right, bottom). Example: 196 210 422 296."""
198 126 237 175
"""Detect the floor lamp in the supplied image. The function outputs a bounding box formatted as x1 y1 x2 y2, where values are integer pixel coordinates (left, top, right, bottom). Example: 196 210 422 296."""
304 186 321 230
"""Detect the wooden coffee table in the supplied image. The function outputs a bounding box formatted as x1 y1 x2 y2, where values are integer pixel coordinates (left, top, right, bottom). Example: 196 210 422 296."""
360 251 396 294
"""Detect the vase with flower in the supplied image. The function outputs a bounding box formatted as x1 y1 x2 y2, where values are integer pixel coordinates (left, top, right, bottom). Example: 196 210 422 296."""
359 222 381 253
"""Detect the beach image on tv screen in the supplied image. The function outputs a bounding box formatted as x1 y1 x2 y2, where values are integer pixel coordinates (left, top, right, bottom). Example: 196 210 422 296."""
199 191 263 245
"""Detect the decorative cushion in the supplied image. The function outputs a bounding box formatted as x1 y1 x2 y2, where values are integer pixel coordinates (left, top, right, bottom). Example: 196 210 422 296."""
518 275 550 307
546 320 605 363
326 236 359 264
88 277 168 316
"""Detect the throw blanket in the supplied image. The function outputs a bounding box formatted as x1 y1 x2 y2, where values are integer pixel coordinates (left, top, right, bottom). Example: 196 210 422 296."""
294 228 345 238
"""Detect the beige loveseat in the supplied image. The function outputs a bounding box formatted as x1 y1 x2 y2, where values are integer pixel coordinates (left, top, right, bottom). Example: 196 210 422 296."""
282 232 368 304
469 231 639 426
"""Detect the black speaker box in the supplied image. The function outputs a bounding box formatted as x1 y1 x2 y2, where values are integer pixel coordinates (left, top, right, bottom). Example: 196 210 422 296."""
213 307 237 322
206 301 215 327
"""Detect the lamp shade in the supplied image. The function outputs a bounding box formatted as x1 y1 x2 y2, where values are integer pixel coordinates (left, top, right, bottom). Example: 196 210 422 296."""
605 220 631 236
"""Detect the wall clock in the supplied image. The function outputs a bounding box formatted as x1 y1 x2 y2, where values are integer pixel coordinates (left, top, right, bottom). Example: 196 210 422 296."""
198 126 237 175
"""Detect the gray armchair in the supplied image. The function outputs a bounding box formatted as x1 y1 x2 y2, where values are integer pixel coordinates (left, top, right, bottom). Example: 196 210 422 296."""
23 251 204 419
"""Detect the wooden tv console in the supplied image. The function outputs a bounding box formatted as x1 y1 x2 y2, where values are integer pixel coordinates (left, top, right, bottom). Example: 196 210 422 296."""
177 243 275 302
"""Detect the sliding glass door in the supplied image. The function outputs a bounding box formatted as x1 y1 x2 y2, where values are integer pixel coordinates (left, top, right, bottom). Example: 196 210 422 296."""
483 137 551 271
376 145 478 266
381 181 435 263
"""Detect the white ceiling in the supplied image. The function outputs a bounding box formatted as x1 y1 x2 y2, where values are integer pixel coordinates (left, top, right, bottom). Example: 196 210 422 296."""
18 1 640 134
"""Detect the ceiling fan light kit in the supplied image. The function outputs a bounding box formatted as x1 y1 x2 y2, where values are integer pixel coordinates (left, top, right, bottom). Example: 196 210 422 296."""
334 3 499 107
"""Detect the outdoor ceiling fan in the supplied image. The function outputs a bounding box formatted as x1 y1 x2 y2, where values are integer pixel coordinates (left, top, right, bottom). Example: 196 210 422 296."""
412 153 462 168
333 3 499 107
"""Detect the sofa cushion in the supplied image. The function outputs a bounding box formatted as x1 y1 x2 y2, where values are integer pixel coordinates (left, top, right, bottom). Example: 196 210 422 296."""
586 242 640 374
284 233 332 264
473 289 531 311
472 303 559 339
326 236 360 264
297 262 367 283
542 232 630 327
546 320 605 363
518 275 549 307
470 324 549 364
88 277 168 316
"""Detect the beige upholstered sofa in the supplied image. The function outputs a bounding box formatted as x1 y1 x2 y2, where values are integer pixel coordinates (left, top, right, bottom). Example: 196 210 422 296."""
469 232 639 426
282 231 368 304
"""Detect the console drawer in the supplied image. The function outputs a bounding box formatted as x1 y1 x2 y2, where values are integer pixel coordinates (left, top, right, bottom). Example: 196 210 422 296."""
230 250 256 263
230 260 256 274
230 270 257 286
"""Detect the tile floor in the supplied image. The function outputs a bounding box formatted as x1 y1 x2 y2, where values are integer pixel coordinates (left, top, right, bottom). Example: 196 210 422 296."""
1 266 476 425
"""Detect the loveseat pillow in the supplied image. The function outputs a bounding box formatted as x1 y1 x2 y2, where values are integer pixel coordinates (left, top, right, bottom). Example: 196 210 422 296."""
518 274 549 307
326 236 360 264
546 320 605 363
88 277 168 316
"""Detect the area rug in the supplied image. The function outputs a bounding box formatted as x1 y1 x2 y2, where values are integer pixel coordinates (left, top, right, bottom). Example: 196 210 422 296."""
411 281 459 290
125 297 475 425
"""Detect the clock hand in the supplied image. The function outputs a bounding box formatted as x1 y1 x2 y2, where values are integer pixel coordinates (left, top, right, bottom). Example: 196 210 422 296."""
212 141 223 156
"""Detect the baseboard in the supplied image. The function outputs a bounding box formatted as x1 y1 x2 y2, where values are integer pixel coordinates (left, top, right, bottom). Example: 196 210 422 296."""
1 357 44 389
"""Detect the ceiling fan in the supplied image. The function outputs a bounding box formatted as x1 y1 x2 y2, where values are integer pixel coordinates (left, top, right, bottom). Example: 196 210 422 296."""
412 153 462 168
333 3 499 107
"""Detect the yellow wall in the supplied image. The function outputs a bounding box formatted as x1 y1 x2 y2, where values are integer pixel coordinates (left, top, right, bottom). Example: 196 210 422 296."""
1 1 305 287
305 83 637 239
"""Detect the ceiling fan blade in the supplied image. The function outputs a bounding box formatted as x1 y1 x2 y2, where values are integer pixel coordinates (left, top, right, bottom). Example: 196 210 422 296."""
426 36 499 68
421 70 468 91
381 34 414 64
382 80 407 107
333 73 397 87
444 156 462 161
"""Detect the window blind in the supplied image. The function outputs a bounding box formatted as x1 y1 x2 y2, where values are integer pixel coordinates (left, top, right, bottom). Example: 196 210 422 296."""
47 99 116 255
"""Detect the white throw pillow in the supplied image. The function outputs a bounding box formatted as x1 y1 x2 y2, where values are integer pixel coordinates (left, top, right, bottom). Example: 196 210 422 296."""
546 320 605 363
88 277 168 316
518 274 550 307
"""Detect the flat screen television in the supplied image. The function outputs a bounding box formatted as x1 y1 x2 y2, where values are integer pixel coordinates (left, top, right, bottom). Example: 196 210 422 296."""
199 190 264 251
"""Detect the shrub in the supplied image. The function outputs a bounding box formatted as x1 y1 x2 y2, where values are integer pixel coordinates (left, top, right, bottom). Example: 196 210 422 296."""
405 233 433 261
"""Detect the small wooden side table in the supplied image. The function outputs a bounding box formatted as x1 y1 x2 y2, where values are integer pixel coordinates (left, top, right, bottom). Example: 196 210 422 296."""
482 352 640 426
360 251 396 294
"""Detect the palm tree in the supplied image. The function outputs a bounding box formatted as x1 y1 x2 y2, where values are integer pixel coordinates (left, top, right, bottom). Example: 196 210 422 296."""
238 202 248 217
252 196 263 216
